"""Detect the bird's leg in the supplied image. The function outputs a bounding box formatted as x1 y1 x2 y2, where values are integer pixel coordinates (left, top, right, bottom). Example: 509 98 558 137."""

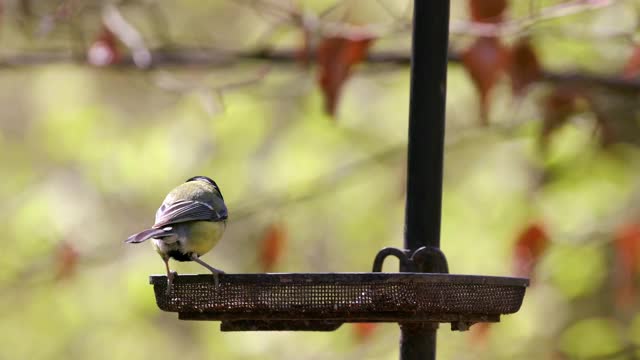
190 254 224 287
164 258 177 295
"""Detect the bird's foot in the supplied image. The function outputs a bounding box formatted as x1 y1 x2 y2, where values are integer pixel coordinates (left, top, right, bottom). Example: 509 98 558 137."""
210 268 225 288
190 254 224 288
212 271 221 288
165 271 178 295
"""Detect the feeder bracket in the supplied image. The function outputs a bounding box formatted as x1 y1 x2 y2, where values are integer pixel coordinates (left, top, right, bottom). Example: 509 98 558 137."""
372 246 449 274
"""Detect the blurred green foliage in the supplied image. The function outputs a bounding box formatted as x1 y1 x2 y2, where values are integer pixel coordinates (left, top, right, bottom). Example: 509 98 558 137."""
1 1 640 359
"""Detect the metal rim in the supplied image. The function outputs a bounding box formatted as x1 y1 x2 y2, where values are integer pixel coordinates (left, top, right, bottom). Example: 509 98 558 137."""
149 273 529 287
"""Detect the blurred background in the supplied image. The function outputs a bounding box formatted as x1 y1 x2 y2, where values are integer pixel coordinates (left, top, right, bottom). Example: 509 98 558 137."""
2 0 640 359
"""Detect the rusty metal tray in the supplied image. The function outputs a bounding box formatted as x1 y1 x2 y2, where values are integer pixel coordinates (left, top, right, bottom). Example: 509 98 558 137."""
150 273 528 331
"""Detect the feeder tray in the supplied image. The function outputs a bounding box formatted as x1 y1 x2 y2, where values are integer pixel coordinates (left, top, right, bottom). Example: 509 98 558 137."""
150 273 528 331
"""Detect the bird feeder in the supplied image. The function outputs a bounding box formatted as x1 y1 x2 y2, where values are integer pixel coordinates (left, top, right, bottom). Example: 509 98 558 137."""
149 2 528 359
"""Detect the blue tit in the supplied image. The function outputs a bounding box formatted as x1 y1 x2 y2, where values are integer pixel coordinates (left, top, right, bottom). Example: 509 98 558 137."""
125 176 228 292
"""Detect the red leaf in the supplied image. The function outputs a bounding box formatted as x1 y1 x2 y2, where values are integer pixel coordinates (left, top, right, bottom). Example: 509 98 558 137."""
352 322 377 342
317 35 374 116
469 0 508 23
508 38 542 96
259 222 287 272
469 322 492 348
87 27 121 67
461 36 510 125
622 45 640 79
613 222 640 308
55 241 79 281
512 222 550 279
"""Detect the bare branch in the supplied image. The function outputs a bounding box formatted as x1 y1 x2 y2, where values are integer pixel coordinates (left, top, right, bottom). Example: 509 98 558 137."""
450 0 616 37
1 47 638 92
542 71 640 93
102 4 152 68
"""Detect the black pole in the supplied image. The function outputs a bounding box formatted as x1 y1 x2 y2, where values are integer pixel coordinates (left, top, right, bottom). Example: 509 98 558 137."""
400 1 450 360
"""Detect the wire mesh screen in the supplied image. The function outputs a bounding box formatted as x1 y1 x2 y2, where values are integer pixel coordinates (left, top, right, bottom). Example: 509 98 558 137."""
150 273 527 322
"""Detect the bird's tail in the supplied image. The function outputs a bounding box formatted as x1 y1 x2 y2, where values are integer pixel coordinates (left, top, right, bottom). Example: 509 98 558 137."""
125 228 173 243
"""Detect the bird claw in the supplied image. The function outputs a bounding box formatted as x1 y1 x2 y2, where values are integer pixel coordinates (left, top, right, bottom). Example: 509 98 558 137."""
165 271 178 295
190 254 224 288
211 270 224 288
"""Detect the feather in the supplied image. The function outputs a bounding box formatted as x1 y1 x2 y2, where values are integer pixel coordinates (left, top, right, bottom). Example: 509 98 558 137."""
125 227 174 243
153 200 226 229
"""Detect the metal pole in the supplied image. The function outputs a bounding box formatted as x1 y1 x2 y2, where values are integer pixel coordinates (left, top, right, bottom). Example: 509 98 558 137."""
400 1 450 360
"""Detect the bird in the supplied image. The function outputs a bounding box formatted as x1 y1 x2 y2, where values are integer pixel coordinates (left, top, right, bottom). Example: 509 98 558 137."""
125 176 228 293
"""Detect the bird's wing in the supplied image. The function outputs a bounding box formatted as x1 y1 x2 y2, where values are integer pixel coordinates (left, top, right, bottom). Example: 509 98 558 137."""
125 227 175 243
153 200 227 228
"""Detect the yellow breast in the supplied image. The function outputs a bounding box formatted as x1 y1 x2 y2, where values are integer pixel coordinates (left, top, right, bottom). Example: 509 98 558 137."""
185 221 226 256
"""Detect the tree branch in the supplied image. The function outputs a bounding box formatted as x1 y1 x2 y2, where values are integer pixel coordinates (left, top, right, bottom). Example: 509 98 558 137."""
2 47 639 91
449 0 615 37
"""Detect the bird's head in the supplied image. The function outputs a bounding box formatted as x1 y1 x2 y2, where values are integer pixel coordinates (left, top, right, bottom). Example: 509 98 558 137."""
186 175 224 200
